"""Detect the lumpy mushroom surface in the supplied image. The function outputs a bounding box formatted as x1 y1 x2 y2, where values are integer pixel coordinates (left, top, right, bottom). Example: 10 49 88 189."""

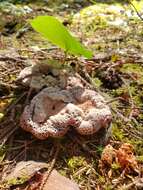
19 63 112 139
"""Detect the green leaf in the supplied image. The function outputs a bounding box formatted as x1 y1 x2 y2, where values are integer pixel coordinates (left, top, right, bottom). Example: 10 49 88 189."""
30 16 93 58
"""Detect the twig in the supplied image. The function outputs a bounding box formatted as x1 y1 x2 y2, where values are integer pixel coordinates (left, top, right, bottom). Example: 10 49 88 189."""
119 177 143 190
129 0 143 21
0 55 26 62
0 81 18 89
111 107 130 123
39 141 60 190
0 95 16 100
0 125 18 147
106 97 124 104
25 87 34 105
0 161 13 166
5 92 27 114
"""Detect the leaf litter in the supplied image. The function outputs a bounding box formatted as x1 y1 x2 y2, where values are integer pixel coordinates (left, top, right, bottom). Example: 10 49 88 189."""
0 0 143 189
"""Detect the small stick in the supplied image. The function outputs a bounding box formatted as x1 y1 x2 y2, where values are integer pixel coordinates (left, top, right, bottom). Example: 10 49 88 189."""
0 81 18 89
5 92 27 114
0 95 16 100
119 177 143 190
39 141 60 190
106 97 124 104
129 0 143 21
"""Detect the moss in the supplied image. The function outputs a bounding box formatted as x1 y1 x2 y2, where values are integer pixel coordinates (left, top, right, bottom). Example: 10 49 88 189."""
7 175 28 186
136 156 143 163
58 169 67 177
0 145 6 162
92 77 102 88
67 156 87 170
111 86 126 97
125 139 143 156
111 162 121 171
121 63 143 76
95 145 104 156
97 175 106 183
112 123 125 141
104 184 114 190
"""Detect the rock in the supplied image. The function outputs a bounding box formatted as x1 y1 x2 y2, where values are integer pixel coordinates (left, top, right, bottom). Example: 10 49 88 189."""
43 169 79 190
0 2 32 35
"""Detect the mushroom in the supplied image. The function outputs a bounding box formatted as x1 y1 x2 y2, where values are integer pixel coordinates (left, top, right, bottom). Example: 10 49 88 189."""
20 85 112 139
19 63 112 139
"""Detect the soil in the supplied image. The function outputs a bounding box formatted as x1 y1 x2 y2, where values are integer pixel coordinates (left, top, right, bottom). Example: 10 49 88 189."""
0 0 143 190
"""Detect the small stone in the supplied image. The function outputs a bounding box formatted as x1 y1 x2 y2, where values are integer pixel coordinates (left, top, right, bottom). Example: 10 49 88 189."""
43 170 79 190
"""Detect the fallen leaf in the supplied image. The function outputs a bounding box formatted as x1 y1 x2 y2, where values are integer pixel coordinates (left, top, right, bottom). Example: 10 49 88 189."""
99 144 116 176
116 143 139 174
99 143 139 175
5 161 48 186
100 144 116 166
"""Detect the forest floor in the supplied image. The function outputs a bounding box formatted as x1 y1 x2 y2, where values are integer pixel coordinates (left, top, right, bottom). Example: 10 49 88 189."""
0 0 143 189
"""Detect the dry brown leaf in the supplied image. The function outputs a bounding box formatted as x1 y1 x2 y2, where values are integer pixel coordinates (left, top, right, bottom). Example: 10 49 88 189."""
116 143 139 173
99 144 116 176
99 143 139 175
100 144 116 166
4 161 48 186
